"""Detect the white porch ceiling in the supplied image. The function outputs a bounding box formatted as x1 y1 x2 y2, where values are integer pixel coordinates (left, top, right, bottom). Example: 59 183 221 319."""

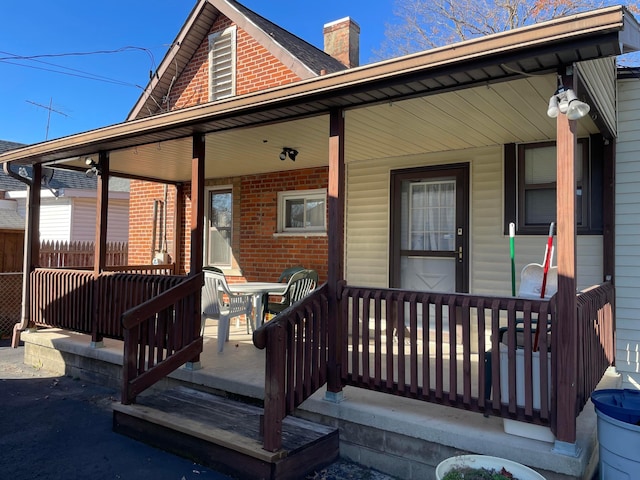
103 74 597 181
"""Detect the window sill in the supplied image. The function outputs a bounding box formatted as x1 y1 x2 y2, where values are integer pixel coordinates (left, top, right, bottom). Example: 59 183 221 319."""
273 232 327 238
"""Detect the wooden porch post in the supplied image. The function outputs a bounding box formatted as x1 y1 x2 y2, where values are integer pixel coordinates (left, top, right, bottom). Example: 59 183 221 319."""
91 151 109 347
553 74 579 453
11 164 41 348
94 151 110 275
173 183 184 275
187 133 205 368
326 108 345 398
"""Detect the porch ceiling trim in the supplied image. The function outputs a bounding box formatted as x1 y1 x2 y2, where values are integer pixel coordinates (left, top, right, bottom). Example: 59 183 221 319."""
1 6 638 178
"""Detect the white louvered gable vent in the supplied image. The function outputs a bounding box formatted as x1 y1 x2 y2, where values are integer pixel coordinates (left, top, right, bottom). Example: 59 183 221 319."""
208 26 236 101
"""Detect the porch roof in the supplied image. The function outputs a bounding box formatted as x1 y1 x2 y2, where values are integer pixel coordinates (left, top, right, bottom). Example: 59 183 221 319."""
1 6 639 183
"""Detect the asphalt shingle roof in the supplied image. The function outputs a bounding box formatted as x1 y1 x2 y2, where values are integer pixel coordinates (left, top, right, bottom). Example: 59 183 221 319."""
232 1 348 75
0 140 129 192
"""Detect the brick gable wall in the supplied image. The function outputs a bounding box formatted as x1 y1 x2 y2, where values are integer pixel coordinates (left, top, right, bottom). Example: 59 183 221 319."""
168 17 300 111
128 13 327 283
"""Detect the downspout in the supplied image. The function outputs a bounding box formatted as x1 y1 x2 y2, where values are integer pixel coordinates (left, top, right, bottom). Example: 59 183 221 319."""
3 162 38 348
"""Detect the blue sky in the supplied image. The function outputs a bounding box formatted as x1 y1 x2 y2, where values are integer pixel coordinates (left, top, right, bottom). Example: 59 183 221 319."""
0 1 395 145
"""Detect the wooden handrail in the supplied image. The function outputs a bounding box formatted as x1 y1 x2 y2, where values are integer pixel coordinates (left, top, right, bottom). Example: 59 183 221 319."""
253 283 329 452
121 272 204 404
121 273 203 329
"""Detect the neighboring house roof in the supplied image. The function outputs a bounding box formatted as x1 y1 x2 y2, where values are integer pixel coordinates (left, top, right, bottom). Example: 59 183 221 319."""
0 140 25 154
0 140 129 193
0 164 129 193
128 0 347 120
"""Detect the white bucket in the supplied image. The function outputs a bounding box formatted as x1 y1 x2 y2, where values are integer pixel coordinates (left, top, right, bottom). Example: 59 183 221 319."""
499 343 554 442
595 408 640 479
435 455 545 480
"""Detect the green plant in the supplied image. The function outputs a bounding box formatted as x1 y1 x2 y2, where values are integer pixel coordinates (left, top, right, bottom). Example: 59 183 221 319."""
442 466 516 479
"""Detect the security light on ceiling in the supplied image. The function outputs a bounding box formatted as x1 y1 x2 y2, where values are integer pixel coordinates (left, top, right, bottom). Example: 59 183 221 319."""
84 157 101 177
546 86 590 120
279 147 298 162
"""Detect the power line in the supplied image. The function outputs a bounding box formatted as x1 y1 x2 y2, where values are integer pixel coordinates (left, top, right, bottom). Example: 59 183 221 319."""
0 49 152 88
0 45 157 72
2 59 144 89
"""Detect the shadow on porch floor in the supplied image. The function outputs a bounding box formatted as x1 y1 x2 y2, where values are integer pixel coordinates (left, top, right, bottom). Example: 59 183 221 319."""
20 320 616 480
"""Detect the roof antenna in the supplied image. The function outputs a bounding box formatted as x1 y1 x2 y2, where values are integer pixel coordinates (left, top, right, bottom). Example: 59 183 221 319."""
26 98 69 140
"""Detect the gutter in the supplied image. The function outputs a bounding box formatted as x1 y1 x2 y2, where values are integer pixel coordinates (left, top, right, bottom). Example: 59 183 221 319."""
3 162 36 348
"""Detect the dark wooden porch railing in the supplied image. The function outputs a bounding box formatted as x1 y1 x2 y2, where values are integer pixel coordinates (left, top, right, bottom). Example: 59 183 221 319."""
253 283 329 452
96 272 184 340
575 282 615 412
30 267 182 341
31 268 95 333
121 272 204 404
255 281 614 451
340 286 555 424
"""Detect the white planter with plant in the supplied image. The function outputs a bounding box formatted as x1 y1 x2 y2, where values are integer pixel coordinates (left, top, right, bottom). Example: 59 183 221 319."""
435 454 545 480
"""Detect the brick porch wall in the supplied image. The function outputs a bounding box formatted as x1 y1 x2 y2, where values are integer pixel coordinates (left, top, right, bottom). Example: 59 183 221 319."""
240 167 329 284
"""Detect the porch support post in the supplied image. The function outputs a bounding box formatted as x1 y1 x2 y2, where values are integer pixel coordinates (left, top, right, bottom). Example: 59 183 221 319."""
186 133 205 369
94 151 109 275
11 163 41 348
553 73 579 454
173 183 184 275
91 151 109 347
326 108 345 400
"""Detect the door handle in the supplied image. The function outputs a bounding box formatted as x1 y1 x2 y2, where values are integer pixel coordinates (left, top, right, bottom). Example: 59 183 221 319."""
458 246 463 262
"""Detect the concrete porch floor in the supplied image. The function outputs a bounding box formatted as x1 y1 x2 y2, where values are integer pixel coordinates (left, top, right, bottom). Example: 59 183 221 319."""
19 320 614 480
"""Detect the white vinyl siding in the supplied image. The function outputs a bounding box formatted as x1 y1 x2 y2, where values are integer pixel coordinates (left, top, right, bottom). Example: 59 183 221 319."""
345 145 602 294
577 58 617 136
70 198 129 243
39 199 72 242
615 77 640 389
70 199 96 242
106 200 130 243
209 27 236 101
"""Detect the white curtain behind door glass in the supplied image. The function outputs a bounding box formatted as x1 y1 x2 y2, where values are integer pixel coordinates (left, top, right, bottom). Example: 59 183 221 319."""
408 180 455 251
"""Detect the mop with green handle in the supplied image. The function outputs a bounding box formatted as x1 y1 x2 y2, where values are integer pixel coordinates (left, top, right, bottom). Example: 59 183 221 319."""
509 222 516 296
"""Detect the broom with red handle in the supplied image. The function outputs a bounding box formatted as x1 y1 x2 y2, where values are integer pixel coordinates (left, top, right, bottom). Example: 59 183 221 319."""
534 222 554 352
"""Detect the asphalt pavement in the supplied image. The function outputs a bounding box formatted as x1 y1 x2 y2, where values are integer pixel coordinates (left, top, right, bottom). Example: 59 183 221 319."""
0 338 395 480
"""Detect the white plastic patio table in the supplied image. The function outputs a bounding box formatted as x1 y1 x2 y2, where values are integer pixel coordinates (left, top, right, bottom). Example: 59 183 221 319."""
228 282 287 330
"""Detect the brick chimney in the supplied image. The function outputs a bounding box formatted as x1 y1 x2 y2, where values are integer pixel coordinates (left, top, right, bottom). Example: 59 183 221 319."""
323 17 360 68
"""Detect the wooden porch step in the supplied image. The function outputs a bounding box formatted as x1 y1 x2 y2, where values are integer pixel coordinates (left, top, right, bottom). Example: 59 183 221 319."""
112 386 339 480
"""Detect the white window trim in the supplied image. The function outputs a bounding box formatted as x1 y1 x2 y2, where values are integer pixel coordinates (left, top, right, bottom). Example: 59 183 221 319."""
208 26 236 102
276 188 327 236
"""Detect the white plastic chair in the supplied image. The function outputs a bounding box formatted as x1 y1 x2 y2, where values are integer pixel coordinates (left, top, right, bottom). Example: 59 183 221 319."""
202 268 253 352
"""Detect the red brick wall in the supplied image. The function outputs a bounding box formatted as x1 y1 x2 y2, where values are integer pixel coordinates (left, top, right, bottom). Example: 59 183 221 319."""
240 167 329 284
169 17 300 110
129 14 325 278
128 181 178 266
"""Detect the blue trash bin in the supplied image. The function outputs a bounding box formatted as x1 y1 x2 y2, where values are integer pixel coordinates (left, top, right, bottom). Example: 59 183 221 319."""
591 389 640 480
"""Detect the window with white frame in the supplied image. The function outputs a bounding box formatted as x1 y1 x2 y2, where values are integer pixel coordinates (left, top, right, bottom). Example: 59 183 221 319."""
205 187 233 266
277 189 327 233
208 26 236 102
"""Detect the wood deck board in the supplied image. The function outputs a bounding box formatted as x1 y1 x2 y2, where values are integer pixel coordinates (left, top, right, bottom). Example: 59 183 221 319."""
112 386 339 479
136 386 334 453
